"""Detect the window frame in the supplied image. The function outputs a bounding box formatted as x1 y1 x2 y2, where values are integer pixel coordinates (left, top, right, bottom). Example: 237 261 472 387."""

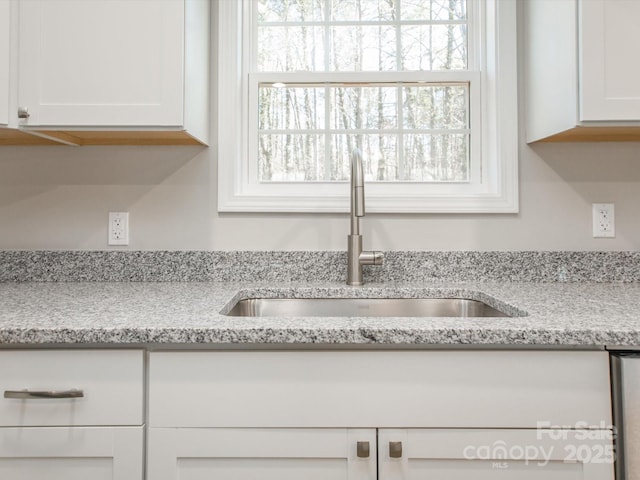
217 0 518 213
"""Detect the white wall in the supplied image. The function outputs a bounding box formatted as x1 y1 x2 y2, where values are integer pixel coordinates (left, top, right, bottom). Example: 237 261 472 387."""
0 135 639 251
1 5 639 252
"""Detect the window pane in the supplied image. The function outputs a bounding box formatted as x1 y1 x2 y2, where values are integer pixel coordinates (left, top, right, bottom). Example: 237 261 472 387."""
401 0 467 21
403 133 469 181
259 86 325 130
259 134 326 181
401 24 467 70
330 25 396 71
330 0 395 22
403 85 467 129
332 134 398 181
258 26 325 71
330 87 397 130
258 0 325 22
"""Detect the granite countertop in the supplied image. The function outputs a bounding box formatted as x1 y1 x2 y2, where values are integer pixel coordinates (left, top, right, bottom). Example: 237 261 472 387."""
1 281 639 348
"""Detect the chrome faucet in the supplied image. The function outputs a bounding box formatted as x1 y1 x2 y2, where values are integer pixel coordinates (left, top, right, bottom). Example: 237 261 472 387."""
347 149 383 286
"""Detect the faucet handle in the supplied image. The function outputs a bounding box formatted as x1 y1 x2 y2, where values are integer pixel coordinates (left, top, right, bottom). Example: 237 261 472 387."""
359 251 384 266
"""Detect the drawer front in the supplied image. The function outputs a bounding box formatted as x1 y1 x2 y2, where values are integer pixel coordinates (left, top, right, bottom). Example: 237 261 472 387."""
149 350 611 428
0 350 143 426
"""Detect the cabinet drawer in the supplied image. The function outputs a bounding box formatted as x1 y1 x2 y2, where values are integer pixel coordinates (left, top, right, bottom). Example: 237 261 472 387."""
0 350 143 426
149 350 611 428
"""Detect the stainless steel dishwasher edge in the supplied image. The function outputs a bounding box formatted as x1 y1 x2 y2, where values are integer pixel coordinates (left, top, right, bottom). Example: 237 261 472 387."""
611 353 640 480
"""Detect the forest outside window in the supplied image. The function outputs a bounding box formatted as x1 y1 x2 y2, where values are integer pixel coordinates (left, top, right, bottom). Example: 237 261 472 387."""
218 0 518 213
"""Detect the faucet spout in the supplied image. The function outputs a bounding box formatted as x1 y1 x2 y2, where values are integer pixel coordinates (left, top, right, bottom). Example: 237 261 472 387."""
346 148 383 286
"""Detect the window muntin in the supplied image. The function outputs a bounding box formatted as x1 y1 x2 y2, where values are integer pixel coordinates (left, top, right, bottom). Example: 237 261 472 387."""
254 0 474 185
256 0 468 72
257 82 470 182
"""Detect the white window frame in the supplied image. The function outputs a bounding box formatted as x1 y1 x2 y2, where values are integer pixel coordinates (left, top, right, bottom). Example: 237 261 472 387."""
217 0 518 213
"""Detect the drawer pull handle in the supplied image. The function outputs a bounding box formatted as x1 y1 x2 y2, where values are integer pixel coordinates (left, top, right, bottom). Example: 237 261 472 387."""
389 441 403 458
4 389 84 399
356 441 370 458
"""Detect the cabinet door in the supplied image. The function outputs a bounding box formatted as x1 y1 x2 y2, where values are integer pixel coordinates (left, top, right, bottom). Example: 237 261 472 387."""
18 0 184 127
148 428 376 480
379 429 614 480
0 0 9 126
580 0 640 121
0 426 143 480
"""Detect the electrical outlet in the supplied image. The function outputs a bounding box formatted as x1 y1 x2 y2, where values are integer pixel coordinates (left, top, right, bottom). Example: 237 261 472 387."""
108 212 129 246
592 203 615 238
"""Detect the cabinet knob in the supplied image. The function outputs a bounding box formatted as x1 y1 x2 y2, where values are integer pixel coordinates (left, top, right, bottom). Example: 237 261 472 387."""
389 441 403 458
17 107 30 119
356 441 370 458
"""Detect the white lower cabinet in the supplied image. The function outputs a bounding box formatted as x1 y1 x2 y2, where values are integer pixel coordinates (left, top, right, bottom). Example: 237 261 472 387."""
149 426 612 480
378 428 612 480
148 351 615 480
0 350 145 480
148 428 376 480
0 426 143 480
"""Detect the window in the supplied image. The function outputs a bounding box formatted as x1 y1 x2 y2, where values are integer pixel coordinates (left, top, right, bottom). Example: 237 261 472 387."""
217 0 518 213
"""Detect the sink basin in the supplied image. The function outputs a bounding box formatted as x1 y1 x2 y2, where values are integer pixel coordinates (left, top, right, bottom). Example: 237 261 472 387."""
225 297 510 318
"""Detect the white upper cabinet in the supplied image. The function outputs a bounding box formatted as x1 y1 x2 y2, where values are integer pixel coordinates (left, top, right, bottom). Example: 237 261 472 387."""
0 0 10 127
9 0 209 145
525 0 640 142
0 0 63 145
580 0 640 121
18 0 184 128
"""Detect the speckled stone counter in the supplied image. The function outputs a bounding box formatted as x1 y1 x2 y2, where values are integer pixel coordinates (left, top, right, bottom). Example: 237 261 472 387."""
1 281 639 348
2 250 640 282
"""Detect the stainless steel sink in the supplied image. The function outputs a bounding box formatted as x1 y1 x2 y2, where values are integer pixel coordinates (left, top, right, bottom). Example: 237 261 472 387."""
225 297 510 317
